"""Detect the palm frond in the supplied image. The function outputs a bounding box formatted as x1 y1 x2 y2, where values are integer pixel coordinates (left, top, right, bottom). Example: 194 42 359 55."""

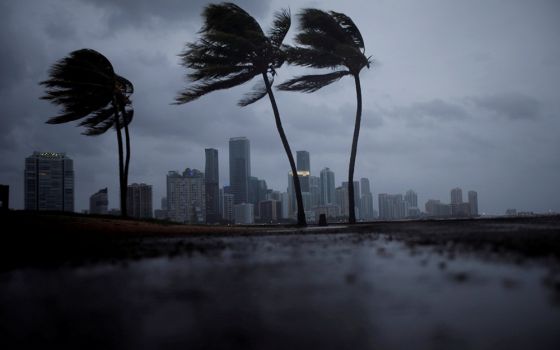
238 76 273 107
283 45 343 69
268 9 291 48
202 3 265 42
277 70 351 93
175 69 257 104
329 11 365 50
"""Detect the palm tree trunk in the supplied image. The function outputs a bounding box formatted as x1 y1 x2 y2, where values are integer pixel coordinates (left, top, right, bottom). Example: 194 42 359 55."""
120 105 131 218
348 74 362 224
113 100 127 217
262 72 306 226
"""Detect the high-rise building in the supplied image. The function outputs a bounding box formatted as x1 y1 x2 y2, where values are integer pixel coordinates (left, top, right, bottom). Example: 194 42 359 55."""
222 192 234 223
296 150 310 172
89 188 108 215
24 152 74 212
359 178 374 220
425 199 452 217
451 187 463 204
468 191 478 216
259 200 282 223
404 190 418 208
229 137 250 205
378 193 406 220
127 183 152 219
320 167 335 205
205 148 220 223
309 176 321 209
234 203 254 224
335 186 349 217
360 178 371 197
167 168 205 223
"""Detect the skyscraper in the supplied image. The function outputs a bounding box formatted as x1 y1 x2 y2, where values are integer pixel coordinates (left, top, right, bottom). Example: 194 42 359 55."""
451 187 463 204
127 183 153 219
296 150 310 172
24 152 74 212
167 168 205 223
89 188 108 215
451 187 463 216
468 190 478 216
320 167 335 205
404 190 418 208
360 178 374 220
378 193 406 220
229 137 250 204
205 148 219 223
360 178 371 197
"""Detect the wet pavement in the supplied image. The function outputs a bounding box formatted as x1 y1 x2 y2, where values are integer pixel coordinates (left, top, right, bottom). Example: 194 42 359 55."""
1 232 559 349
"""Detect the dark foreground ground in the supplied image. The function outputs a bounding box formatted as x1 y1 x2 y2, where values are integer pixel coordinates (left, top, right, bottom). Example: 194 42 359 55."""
1 211 560 349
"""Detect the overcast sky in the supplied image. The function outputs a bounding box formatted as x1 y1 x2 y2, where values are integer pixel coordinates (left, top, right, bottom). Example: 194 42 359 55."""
1 0 559 215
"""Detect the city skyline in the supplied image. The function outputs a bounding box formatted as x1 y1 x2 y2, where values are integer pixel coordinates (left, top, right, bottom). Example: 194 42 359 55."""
1 1 559 215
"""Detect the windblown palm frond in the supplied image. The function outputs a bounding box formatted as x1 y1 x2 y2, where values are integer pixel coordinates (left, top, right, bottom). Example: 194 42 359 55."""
277 71 351 93
269 9 291 49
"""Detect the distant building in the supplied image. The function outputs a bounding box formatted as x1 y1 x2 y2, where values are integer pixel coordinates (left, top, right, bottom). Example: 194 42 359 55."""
127 183 152 219
404 190 419 217
296 151 310 172
205 148 220 223
229 137 250 205
335 185 349 218
468 191 478 216
259 200 282 223
154 209 168 220
505 208 517 216
314 204 341 220
89 188 108 215
222 192 234 223
360 178 374 220
0 184 9 211
167 169 205 224
24 152 74 212
320 167 335 205
425 199 451 217
309 176 321 209
280 192 290 219
234 203 254 224
378 193 406 220
450 187 463 216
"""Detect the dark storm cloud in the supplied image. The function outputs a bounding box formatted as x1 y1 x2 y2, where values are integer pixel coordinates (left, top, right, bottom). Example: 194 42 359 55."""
470 93 541 121
83 0 270 29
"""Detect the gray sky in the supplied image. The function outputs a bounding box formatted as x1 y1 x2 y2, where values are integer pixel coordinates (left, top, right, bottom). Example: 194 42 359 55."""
1 0 559 215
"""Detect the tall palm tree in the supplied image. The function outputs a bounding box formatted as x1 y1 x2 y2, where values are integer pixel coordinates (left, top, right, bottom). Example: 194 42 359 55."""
40 48 134 217
278 9 371 224
176 3 307 226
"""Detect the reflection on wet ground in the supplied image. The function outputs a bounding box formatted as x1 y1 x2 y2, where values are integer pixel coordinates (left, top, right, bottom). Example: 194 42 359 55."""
1 232 559 349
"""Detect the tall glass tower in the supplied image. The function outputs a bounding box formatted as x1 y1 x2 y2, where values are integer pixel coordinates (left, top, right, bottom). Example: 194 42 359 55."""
24 152 74 212
205 148 220 223
229 137 250 204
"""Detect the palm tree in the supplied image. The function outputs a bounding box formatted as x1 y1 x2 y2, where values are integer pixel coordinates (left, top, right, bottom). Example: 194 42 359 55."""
176 3 307 226
278 9 371 224
40 48 134 217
